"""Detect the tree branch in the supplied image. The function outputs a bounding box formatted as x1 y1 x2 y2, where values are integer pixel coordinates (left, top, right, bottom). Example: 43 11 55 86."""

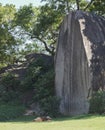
32 35 55 56
84 0 94 11
76 0 80 10
65 1 70 13
16 28 55 56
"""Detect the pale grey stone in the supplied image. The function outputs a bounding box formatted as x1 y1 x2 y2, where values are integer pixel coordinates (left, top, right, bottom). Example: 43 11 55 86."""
55 11 105 116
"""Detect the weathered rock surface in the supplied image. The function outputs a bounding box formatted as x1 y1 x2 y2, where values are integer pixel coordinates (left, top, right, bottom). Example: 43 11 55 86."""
0 53 53 79
55 11 105 115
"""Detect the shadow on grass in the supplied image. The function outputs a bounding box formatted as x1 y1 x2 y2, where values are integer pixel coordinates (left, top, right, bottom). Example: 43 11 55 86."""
1 116 36 123
54 114 105 122
1 114 105 123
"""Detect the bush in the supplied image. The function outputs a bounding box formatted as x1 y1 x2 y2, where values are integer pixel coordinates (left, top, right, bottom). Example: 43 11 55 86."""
1 91 19 103
0 56 59 117
0 104 25 121
40 96 60 117
25 57 60 117
34 70 55 101
0 72 21 103
89 91 105 114
33 70 60 117
20 57 53 92
0 72 20 92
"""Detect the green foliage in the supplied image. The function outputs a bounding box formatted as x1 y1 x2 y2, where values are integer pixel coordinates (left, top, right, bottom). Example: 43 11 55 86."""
15 4 34 31
0 104 25 121
0 4 18 66
0 55 58 117
21 43 42 55
42 0 76 12
39 96 60 117
20 57 53 91
18 55 60 116
0 91 19 103
0 72 20 92
33 68 60 117
34 69 54 101
0 72 20 102
0 73 25 121
89 91 105 114
89 0 105 15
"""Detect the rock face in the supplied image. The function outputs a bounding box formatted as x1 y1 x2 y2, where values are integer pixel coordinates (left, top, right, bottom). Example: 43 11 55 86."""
55 11 105 116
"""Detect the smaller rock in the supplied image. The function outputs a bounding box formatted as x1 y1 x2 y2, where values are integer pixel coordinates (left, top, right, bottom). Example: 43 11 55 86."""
33 117 43 122
46 116 52 121
33 116 52 122
24 110 34 116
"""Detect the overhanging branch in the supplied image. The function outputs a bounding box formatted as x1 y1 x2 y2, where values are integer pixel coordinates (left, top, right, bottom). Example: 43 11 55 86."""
84 0 94 11
32 35 55 55
76 0 80 10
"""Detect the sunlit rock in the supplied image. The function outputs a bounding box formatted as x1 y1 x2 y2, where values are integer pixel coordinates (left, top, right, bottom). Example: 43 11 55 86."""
55 11 105 115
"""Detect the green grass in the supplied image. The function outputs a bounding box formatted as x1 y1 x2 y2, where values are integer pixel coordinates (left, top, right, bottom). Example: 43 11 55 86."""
0 114 105 130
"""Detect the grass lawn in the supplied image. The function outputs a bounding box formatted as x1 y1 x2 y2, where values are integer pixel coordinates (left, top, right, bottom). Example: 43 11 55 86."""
0 114 105 130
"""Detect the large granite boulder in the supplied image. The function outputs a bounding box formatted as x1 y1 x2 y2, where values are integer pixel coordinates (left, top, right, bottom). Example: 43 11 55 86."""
55 11 105 116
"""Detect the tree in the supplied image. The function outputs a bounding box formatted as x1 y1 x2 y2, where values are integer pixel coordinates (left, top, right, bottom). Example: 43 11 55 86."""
0 4 40 67
14 0 105 57
14 4 35 32
33 0 89 55
32 4 63 56
76 0 80 10
14 4 64 56
41 0 90 11
14 5 43 56
89 0 105 15
3 0 104 58
0 4 18 67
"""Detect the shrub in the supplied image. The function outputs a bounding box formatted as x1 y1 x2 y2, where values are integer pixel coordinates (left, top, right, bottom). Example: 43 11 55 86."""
0 72 20 103
0 72 20 92
34 69 55 101
0 104 25 121
40 96 60 117
1 91 19 103
0 56 59 117
33 70 60 117
20 57 53 92
89 91 105 114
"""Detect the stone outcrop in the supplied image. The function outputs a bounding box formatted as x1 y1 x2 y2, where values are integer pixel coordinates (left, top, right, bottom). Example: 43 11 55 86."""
55 11 105 115
0 53 53 79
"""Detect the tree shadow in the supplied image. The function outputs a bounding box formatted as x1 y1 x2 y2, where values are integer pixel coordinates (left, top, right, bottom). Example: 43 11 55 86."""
54 114 105 122
1 116 35 123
